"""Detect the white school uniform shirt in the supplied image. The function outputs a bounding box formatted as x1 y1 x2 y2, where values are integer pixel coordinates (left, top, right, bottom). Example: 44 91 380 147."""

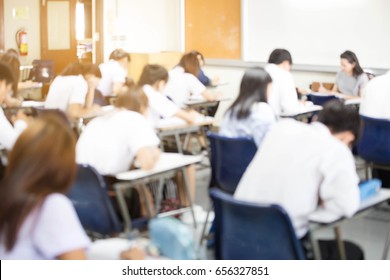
360 71 390 119
219 102 276 147
163 66 206 108
234 119 360 238
45 75 87 112
0 193 90 260
97 60 127 96
143 84 180 127
0 107 27 150
265 63 301 116
76 109 160 175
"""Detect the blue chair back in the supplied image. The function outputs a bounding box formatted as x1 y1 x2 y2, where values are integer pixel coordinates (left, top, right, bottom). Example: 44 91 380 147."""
207 132 257 194
67 164 123 236
210 188 305 260
357 115 390 165
307 93 338 106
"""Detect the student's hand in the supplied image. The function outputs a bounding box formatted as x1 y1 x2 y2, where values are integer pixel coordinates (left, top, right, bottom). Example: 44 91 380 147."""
120 248 145 260
188 110 203 124
11 110 29 124
4 94 23 108
211 76 220 86
297 87 309 95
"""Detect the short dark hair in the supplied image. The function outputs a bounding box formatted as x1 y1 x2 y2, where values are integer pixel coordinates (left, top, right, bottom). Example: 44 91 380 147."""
138 64 168 86
178 52 200 77
0 62 15 85
317 99 360 141
340 50 364 77
226 67 272 120
268 49 292 65
109 49 131 62
115 86 148 113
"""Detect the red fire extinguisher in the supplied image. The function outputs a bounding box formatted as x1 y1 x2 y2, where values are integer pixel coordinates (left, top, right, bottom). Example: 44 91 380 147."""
16 29 28 56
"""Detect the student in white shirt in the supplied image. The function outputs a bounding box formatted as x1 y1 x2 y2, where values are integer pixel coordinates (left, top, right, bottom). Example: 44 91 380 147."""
235 100 363 259
0 62 28 150
360 70 390 119
319 50 368 99
138 64 201 127
359 70 390 191
265 49 306 116
76 87 160 175
163 52 221 108
219 67 276 147
0 113 144 260
97 49 131 96
45 62 101 120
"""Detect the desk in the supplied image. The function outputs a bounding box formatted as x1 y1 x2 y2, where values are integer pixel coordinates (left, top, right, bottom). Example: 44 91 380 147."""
156 116 214 154
280 105 323 122
18 82 43 101
309 189 390 259
184 97 230 117
114 153 203 234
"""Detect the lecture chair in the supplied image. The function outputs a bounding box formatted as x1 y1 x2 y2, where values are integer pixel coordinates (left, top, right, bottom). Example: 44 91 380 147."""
207 132 257 194
210 188 305 260
200 132 258 245
28 59 54 84
357 115 390 178
306 93 338 106
67 164 123 238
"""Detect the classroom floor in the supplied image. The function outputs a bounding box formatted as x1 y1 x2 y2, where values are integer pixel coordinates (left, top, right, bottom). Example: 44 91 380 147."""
191 156 390 260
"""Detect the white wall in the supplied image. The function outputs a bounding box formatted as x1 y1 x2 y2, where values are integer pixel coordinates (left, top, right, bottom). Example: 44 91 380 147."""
103 0 182 59
3 0 41 64
243 0 390 69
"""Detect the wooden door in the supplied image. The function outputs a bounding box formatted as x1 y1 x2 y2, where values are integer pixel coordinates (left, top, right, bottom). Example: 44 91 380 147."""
0 0 4 52
40 0 78 75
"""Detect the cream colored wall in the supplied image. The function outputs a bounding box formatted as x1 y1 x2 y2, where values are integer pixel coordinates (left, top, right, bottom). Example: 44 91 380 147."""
3 0 40 65
102 0 182 60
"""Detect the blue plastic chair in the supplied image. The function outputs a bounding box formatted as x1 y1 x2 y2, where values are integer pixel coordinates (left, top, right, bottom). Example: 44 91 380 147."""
67 164 123 237
307 93 338 106
357 115 390 165
201 132 258 245
357 115 390 181
210 188 305 260
207 132 257 194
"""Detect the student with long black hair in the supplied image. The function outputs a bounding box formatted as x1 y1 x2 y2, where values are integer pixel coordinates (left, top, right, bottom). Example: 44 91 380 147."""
219 67 276 147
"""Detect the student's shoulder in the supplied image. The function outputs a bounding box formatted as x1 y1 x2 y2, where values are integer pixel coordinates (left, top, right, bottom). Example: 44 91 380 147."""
252 102 276 120
42 193 73 212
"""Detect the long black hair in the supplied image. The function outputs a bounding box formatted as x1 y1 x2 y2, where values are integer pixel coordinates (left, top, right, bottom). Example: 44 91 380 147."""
340 50 364 77
226 67 272 120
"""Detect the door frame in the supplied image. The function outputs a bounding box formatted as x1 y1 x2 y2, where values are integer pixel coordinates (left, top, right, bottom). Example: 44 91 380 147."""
0 0 4 51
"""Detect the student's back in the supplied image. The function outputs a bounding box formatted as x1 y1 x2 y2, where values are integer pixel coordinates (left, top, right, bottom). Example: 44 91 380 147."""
76 109 159 175
219 67 276 147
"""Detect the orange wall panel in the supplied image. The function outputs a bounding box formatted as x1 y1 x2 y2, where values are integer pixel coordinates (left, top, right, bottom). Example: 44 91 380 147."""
185 0 241 59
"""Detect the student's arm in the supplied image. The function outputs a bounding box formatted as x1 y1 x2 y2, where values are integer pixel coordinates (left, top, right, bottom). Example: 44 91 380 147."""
57 249 87 260
67 77 100 119
201 89 222 101
67 103 100 119
174 109 200 124
319 146 360 217
135 146 160 170
0 108 27 150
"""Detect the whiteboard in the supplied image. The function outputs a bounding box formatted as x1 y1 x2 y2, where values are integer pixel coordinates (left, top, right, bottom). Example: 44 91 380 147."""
242 0 390 69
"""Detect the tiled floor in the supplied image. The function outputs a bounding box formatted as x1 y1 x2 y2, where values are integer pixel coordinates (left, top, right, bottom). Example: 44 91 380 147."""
191 157 390 260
